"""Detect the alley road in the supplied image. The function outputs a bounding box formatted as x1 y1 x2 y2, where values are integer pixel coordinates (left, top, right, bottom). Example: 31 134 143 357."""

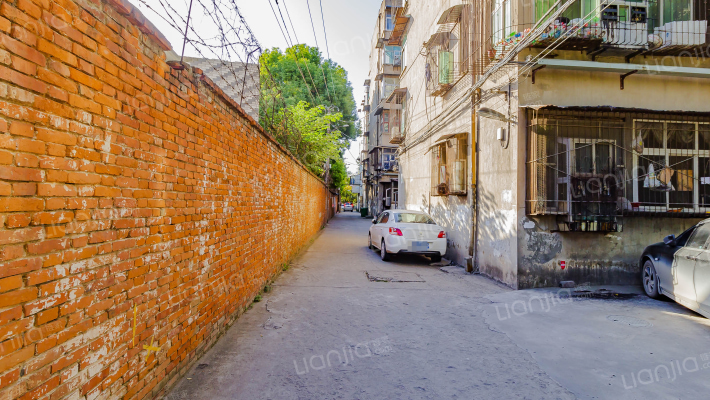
167 212 574 400
167 212 710 400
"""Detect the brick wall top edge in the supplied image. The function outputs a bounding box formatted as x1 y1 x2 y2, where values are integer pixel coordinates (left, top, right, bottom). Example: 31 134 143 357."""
194 73 328 188
105 0 173 51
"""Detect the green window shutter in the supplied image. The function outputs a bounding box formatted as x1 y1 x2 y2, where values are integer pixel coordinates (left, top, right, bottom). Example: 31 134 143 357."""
438 51 453 84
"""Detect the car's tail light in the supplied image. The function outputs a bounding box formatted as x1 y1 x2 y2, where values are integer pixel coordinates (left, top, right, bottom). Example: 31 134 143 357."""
389 227 403 236
438 231 446 238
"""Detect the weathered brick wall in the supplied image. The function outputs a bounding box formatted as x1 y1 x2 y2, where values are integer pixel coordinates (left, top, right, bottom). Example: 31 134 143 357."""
0 0 332 398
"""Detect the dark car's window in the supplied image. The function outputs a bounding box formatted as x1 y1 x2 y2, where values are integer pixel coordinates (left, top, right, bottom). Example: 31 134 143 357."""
676 226 697 247
685 224 710 249
394 213 435 224
380 213 389 224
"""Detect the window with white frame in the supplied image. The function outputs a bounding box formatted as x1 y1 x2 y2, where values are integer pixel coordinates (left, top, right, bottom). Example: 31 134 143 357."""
633 120 710 212
382 148 397 171
492 0 512 50
385 9 394 30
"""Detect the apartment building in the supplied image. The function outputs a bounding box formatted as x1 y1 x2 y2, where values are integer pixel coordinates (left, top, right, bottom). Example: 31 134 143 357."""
362 0 405 217
366 0 710 288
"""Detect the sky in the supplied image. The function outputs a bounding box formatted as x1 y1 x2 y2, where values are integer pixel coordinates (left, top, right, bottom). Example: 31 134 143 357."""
128 0 381 174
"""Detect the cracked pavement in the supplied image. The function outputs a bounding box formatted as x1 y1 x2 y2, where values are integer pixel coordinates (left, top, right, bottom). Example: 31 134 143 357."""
167 212 710 400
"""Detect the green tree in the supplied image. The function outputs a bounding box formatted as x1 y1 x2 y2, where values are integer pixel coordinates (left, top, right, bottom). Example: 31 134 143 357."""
328 157 349 192
268 101 345 177
340 185 357 204
260 45 359 140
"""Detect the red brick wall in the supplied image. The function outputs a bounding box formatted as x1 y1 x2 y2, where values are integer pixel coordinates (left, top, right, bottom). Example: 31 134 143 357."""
0 0 332 398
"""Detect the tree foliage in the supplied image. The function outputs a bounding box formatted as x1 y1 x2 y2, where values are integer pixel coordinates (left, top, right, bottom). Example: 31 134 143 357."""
259 45 359 140
259 45 358 193
340 186 358 204
269 101 345 176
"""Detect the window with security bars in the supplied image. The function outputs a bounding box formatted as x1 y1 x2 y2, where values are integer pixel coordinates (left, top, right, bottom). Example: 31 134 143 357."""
528 108 710 226
632 120 710 213
528 114 624 227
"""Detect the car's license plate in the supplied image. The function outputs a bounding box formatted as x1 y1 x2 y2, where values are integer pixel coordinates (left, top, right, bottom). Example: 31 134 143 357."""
412 241 429 251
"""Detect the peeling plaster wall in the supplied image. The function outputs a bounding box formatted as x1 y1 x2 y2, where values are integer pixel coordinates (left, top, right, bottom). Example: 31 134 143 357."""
518 216 701 289
475 75 521 288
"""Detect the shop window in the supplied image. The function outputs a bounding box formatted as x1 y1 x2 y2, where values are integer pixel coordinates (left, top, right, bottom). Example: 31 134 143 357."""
431 133 468 196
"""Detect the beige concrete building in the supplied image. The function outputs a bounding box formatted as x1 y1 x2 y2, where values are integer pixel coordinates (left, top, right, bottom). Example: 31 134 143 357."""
361 0 405 218
364 0 710 288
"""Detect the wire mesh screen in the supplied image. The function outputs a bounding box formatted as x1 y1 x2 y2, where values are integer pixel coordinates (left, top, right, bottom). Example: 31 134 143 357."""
527 108 710 231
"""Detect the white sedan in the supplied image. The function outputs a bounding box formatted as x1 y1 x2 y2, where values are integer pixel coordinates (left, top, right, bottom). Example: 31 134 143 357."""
368 209 446 262
343 203 354 212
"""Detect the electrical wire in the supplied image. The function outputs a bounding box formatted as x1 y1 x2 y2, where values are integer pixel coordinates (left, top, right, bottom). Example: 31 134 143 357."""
306 0 333 103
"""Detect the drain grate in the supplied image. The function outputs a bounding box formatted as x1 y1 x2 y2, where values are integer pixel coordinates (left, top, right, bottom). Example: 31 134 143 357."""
607 315 652 327
572 289 638 300
366 271 425 283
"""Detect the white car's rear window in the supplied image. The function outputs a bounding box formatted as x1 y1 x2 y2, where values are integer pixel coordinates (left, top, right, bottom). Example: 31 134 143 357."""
394 213 435 224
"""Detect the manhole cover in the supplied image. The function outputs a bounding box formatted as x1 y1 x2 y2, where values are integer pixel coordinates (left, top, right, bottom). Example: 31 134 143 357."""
606 315 652 327
366 271 425 283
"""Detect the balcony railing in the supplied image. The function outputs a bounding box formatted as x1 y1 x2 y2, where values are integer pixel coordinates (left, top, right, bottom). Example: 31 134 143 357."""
471 0 708 73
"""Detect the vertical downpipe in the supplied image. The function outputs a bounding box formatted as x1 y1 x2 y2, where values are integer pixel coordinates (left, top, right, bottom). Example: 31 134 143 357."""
468 88 481 273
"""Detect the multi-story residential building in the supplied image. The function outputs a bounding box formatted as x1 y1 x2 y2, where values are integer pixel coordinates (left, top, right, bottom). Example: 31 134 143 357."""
369 0 710 288
362 0 405 217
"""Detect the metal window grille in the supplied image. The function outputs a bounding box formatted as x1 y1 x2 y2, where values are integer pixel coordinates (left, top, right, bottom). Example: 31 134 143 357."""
527 108 710 231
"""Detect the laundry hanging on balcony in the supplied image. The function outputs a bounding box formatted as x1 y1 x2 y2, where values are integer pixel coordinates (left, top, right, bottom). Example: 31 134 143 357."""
644 164 676 192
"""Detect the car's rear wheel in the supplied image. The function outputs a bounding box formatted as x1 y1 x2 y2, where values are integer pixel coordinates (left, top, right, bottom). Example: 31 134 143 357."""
380 240 391 261
643 260 660 299
430 254 442 263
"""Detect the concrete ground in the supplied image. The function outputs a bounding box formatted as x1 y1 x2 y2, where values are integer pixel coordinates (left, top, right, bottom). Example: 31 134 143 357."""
167 212 710 400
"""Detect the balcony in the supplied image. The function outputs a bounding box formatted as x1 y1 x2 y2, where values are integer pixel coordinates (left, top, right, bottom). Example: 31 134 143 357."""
479 0 708 64
385 88 406 145
376 31 393 49
387 4 410 46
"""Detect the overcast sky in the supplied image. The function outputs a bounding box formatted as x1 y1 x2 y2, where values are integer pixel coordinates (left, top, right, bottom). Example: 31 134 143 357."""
128 0 381 174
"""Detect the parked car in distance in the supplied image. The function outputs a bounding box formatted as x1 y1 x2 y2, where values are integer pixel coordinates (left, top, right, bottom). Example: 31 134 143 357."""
640 219 710 318
343 203 354 212
368 209 446 262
